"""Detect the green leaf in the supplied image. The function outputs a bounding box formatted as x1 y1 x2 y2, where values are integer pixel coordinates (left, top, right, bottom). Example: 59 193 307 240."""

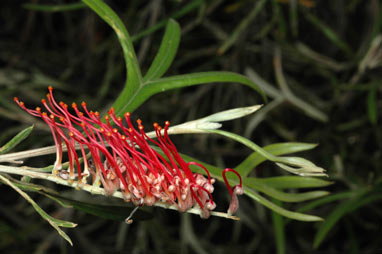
303 11 353 58
245 177 329 202
293 190 365 216
314 189 382 248
210 129 326 176
82 0 266 117
22 2 85 12
143 19 181 82
0 175 76 246
131 0 203 42
5 175 59 194
201 105 262 123
272 199 286 254
115 71 266 115
245 187 323 221
218 0 267 55
272 0 287 40
9 172 153 222
283 191 363 226
367 85 378 124
0 125 33 155
179 152 324 221
258 176 333 189
82 0 142 103
236 142 318 176
146 72 266 100
44 193 153 222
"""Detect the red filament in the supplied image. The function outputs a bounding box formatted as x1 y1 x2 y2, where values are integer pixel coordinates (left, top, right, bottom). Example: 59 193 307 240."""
14 87 243 218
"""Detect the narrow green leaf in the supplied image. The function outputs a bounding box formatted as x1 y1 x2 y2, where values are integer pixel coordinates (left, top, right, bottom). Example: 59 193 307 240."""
314 191 382 248
236 142 318 176
23 2 85 12
218 0 267 55
303 11 353 57
210 129 326 177
44 193 153 222
296 190 365 214
245 187 323 221
202 105 262 123
114 71 266 115
211 129 278 160
367 86 378 124
0 125 34 155
258 176 333 189
271 0 287 40
147 72 266 100
81 0 142 111
289 0 298 38
0 175 76 246
82 0 266 117
6 175 59 195
143 19 181 82
131 0 203 42
179 152 323 221
245 177 329 202
272 199 286 254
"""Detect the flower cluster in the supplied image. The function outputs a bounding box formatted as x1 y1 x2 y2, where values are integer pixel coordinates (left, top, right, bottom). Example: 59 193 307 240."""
14 87 243 218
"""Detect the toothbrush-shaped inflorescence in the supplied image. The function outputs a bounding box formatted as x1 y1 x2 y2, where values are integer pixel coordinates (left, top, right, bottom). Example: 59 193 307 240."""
14 87 243 218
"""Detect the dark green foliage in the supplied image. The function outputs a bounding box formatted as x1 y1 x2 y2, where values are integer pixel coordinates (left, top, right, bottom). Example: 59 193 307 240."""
0 0 380 253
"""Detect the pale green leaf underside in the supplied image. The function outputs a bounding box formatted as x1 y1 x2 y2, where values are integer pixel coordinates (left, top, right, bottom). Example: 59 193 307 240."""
0 175 76 246
0 125 34 155
236 142 317 176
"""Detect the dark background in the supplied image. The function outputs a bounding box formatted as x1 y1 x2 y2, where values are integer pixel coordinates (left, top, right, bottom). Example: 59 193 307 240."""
0 0 381 253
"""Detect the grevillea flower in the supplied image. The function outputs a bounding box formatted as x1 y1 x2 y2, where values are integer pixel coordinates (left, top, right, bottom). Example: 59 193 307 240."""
14 87 243 218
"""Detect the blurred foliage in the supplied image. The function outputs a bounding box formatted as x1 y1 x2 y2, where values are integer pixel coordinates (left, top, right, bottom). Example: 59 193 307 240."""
0 0 381 253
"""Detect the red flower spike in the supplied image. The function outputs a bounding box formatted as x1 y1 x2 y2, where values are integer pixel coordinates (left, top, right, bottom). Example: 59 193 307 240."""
15 87 245 218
